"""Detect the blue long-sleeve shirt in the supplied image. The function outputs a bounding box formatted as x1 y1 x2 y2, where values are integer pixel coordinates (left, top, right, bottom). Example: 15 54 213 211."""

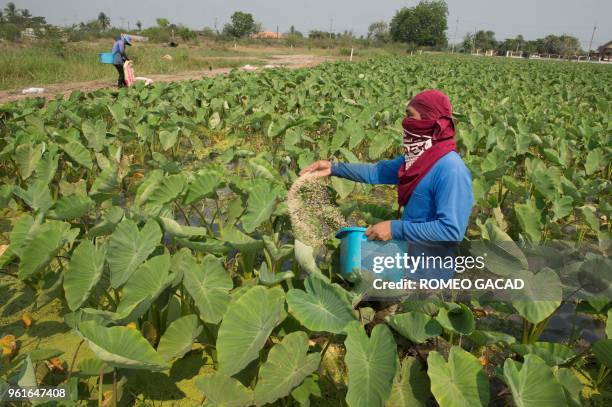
331 152 473 242
111 39 128 65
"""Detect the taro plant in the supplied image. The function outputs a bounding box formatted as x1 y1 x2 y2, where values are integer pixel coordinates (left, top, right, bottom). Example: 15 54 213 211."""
0 54 610 406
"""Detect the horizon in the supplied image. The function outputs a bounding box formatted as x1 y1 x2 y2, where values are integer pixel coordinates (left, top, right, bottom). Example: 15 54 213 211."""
1 0 610 49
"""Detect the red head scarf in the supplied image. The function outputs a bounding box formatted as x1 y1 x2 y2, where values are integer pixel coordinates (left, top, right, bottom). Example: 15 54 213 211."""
397 90 457 208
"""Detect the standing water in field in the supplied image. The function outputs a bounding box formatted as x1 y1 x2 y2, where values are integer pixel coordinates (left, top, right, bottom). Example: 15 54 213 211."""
287 173 348 247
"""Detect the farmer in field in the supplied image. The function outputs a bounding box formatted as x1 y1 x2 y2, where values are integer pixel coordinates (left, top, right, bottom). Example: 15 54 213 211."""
111 34 132 88
301 90 473 244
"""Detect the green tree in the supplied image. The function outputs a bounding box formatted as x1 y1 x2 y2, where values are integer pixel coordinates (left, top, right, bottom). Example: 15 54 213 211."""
389 0 448 47
226 11 256 38
202 26 216 38
156 18 169 28
136 20 142 31
498 35 525 53
463 30 497 52
97 12 110 30
4 2 17 21
20 8 31 20
288 25 303 37
368 21 389 42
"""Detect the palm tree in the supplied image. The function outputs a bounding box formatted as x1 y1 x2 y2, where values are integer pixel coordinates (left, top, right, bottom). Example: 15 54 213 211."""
20 8 32 20
4 2 17 20
97 12 110 30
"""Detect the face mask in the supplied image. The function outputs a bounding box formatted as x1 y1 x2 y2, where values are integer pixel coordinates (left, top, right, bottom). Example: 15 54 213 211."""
403 129 432 169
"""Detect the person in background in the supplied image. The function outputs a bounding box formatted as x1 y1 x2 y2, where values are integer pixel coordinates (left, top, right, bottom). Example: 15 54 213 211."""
111 34 132 88
301 90 473 244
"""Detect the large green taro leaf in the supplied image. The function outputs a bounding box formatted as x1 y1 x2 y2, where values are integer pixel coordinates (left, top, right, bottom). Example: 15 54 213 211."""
472 218 528 277
253 331 320 406
515 200 542 243
592 339 612 367
287 276 356 333
510 342 576 366
182 254 233 324
217 286 286 376
156 315 203 362
427 346 489 407
81 119 107 152
386 311 442 343
115 253 173 317
512 268 562 324
183 169 223 204
14 180 53 213
77 321 168 371
241 181 279 233
195 373 254 407
144 174 186 207
47 193 93 221
19 221 76 280
435 304 475 336
293 239 325 277
554 368 583 407
157 217 208 238
344 321 396 407
60 140 93 169
64 240 106 311
468 330 516 346
14 142 43 180
387 356 431 407
107 219 161 288
503 354 566 407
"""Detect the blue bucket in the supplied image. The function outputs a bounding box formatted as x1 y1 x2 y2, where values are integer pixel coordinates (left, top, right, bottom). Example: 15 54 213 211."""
98 52 115 64
335 227 367 276
336 226 458 284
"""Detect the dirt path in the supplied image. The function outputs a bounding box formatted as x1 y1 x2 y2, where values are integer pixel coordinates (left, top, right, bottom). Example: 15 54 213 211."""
0 54 337 105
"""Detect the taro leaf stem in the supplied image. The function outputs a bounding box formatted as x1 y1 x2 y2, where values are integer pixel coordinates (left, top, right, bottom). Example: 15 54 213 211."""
113 369 118 407
175 203 191 226
66 339 85 384
98 366 104 407
319 333 335 367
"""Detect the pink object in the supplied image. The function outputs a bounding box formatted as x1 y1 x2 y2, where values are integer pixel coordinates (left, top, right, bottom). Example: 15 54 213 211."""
397 90 457 208
123 60 135 87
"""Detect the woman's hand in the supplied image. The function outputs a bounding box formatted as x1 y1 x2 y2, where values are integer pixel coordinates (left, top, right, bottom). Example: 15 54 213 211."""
299 160 332 177
365 221 393 241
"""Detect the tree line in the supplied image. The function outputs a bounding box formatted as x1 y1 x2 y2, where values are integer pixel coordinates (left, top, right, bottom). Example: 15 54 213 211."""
0 0 587 56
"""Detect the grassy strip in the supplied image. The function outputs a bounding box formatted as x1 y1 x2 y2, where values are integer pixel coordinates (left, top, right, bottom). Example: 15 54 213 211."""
0 41 275 90
0 40 406 90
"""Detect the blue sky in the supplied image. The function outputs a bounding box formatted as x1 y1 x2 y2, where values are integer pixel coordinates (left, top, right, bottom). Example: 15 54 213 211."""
3 0 610 48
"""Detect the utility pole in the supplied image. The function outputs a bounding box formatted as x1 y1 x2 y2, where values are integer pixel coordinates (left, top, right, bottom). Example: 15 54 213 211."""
329 18 333 39
472 28 476 54
276 25 279 39
214 17 218 33
587 25 597 59
451 18 458 53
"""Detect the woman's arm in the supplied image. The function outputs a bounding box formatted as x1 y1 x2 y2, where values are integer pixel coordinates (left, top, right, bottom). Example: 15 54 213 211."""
390 161 473 241
331 156 404 185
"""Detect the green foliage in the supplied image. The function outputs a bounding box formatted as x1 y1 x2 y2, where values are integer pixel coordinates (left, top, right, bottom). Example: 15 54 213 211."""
224 11 257 38
389 0 448 47
0 54 608 405
427 346 489 407
344 321 397 406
